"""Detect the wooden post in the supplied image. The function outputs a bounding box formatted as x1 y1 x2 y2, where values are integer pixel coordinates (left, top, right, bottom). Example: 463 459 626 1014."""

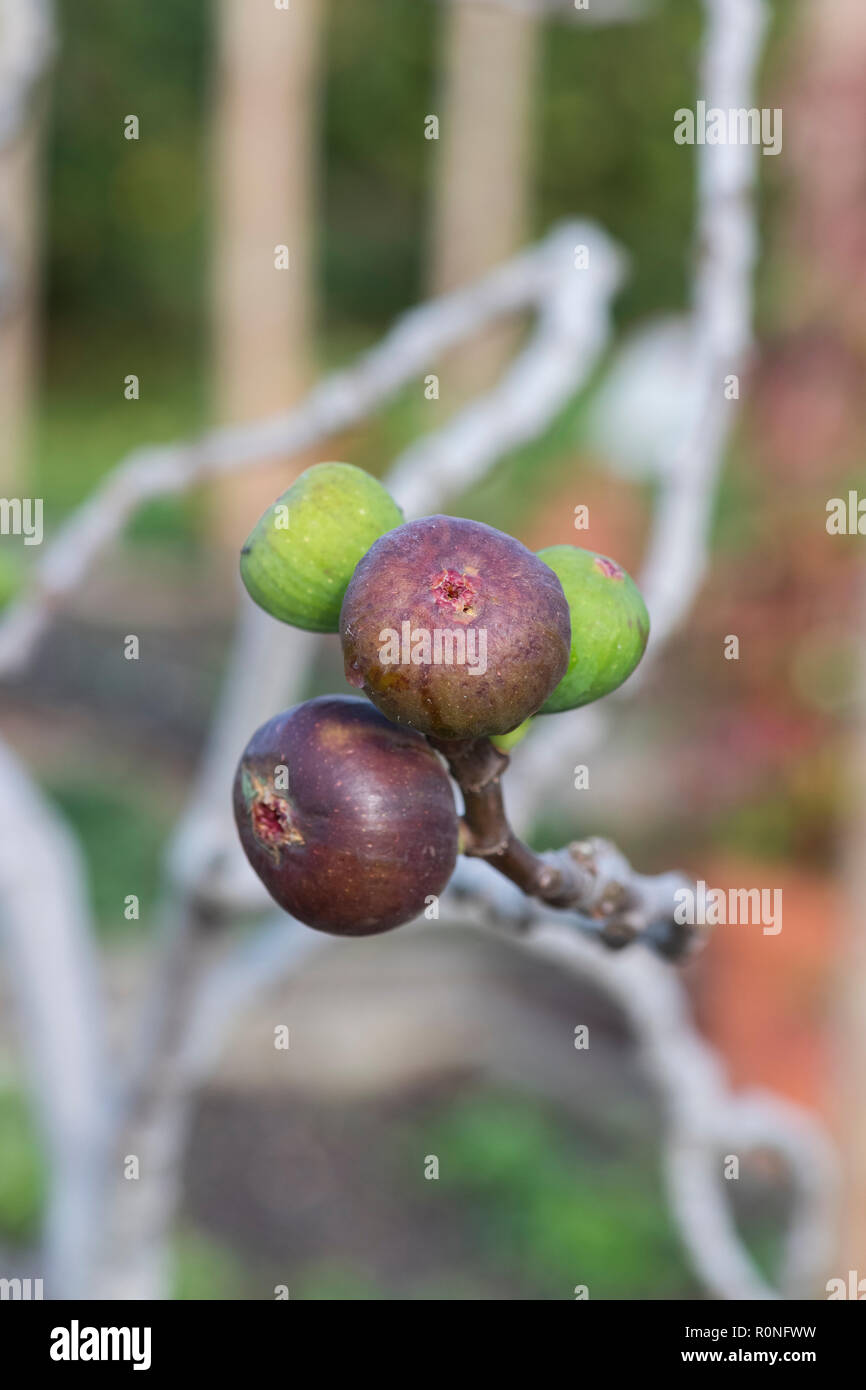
211 0 322 550
429 0 540 399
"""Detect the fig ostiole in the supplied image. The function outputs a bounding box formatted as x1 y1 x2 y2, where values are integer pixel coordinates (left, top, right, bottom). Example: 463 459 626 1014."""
240 461 403 633
233 695 458 936
536 544 650 713
339 515 571 740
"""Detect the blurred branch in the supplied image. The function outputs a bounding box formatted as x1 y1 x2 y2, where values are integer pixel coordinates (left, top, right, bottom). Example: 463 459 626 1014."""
157 877 838 1303
165 607 316 909
637 0 766 649
389 224 623 516
0 219 619 679
88 900 218 1300
86 908 328 1300
432 733 696 956
506 0 769 828
448 897 837 1299
0 740 108 1298
530 916 838 1299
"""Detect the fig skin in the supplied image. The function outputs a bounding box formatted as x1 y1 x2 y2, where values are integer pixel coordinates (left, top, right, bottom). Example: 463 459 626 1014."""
537 545 650 713
240 461 404 633
233 695 458 936
339 515 571 740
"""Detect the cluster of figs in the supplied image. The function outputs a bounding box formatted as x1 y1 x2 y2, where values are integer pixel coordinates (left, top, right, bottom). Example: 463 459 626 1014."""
234 462 649 937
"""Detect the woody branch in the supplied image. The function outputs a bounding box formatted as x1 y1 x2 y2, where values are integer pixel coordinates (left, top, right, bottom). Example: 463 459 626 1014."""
430 734 696 957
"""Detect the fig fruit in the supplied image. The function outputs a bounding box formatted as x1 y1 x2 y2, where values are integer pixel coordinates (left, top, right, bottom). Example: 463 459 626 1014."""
240 461 403 633
339 515 571 740
490 718 533 753
233 695 458 936
536 545 649 713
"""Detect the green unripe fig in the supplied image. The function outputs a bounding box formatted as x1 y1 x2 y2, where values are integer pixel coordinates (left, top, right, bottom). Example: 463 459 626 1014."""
537 545 649 713
240 462 404 632
491 718 533 753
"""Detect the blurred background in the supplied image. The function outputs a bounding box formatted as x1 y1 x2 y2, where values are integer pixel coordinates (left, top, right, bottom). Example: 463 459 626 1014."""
0 0 864 1300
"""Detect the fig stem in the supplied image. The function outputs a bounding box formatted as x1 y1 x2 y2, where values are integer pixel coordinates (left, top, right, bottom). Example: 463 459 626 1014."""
427 734 698 959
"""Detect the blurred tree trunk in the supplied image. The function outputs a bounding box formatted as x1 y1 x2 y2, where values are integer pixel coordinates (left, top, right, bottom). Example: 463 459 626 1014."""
211 0 322 552
0 114 43 494
429 0 539 400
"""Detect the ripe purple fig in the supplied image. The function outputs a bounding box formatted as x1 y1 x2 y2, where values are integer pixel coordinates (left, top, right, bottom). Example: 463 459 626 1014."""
233 695 458 936
339 516 571 740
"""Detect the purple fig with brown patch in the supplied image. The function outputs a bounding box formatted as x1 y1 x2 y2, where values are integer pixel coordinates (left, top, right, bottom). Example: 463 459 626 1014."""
339 515 571 740
233 695 458 936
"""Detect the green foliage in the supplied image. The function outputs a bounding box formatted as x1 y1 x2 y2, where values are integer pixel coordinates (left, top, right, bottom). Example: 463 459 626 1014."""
0 550 25 611
452 373 619 537
45 777 171 937
0 1087 45 1243
291 1262 389 1302
172 1228 247 1301
36 344 206 540
713 795 797 863
537 0 702 325
709 440 765 556
42 0 745 349
48 0 209 340
426 1092 696 1299
322 0 437 326
38 0 784 558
